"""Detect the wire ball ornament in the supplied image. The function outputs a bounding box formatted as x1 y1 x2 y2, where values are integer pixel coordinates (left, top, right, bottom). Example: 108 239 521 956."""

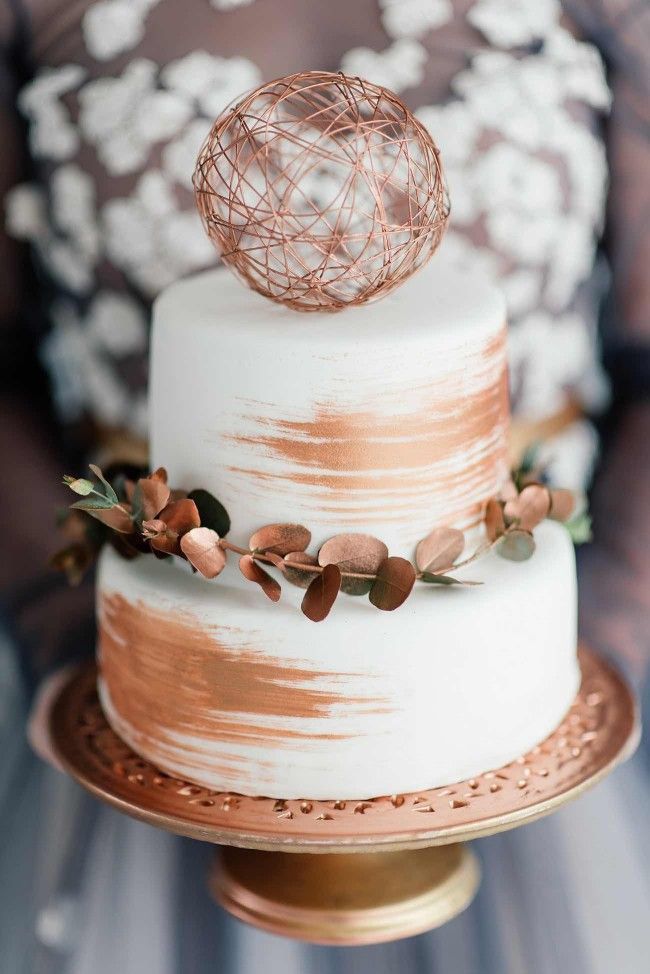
193 71 450 313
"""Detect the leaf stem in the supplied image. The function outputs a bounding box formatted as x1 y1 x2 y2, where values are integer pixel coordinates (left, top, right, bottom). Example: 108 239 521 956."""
218 539 486 584
219 540 379 580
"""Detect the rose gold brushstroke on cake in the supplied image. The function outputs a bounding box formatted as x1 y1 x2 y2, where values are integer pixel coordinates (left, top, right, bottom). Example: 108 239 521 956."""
97 593 390 786
225 329 509 531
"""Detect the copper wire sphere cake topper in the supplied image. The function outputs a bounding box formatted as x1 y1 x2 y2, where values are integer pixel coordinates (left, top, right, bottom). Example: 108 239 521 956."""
193 70 450 312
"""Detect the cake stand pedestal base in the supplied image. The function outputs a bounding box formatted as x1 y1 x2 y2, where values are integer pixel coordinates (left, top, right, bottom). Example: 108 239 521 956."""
212 844 480 945
45 646 639 946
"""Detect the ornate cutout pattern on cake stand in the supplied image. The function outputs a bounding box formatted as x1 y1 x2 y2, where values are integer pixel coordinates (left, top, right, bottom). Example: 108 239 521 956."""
46 646 638 944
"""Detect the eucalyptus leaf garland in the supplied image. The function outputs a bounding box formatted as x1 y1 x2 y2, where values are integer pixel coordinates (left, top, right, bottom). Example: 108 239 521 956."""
54 456 588 623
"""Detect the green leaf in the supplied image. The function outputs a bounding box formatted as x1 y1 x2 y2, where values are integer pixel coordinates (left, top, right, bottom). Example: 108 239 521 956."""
131 476 170 525
71 496 117 511
518 441 542 476
88 464 119 505
188 489 231 536
497 529 536 562
420 572 481 586
63 476 95 496
565 512 592 545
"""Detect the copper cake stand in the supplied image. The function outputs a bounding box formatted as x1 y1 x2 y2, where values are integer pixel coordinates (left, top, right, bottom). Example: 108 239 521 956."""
46 646 638 946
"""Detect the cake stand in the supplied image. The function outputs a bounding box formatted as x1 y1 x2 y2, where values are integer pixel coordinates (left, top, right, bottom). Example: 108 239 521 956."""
45 646 638 946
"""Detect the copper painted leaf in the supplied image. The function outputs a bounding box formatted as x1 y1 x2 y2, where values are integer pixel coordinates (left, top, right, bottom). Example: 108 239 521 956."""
159 498 200 534
188 489 231 537
84 504 134 534
301 563 341 622
249 523 311 557
63 476 95 496
133 475 171 522
180 527 226 579
147 499 200 554
284 551 319 589
263 551 285 568
142 518 177 553
149 531 179 554
484 499 506 541
503 485 550 531
549 489 576 522
415 526 464 573
369 557 416 611
169 488 189 502
420 572 481 587
239 554 281 602
497 529 536 562
500 477 519 501
318 533 388 595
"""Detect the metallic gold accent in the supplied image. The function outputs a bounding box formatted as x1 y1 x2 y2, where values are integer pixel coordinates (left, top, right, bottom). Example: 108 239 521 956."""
225 331 509 532
211 844 480 945
48 647 638 852
45 646 638 945
98 592 388 781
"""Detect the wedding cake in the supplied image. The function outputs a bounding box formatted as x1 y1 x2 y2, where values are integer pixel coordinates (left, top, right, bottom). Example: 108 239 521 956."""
95 257 579 800
60 72 581 802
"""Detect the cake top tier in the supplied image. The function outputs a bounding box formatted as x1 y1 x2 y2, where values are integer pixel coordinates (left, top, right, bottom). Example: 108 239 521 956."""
154 252 504 348
150 255 509 556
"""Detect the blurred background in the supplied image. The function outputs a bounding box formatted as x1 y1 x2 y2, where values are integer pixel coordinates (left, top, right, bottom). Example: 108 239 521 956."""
0 1 648 971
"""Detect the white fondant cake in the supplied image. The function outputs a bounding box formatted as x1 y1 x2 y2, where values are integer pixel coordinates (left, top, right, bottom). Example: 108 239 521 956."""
96 257 580 800
150 260 510 552
97 522 578 800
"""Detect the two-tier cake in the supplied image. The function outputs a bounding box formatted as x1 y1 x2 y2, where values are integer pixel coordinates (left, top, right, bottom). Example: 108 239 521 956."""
95 255 579 799
61 72 581 802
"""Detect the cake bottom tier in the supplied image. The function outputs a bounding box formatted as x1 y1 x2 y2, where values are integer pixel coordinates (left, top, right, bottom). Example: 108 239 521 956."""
96 521 579 800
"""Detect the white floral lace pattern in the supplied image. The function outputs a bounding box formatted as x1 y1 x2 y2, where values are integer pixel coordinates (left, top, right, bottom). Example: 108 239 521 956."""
5 165 99 293
42 300 136 429
340 40 427 93
416 27 610 333
102 171 214 296
86 292 148 357
412 15 611 437
79 60 192 176
379 0 452 40
509 310 605 417
210 0 255 9
18 65 86 161
159 52 261 186
162 119 212 189
3 0 615 487
160 50 262 117
82 0 163 62
467 0 560 48
39 290 149 437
